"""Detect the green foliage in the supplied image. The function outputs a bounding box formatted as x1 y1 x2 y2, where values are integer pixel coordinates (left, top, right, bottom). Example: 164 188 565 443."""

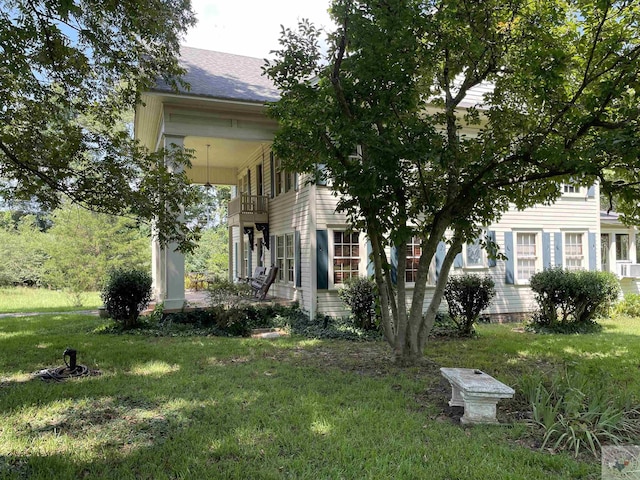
614 293 640 318
0 215 47 286
523 369 640 457
289 314 383 342
529 269 620 331
0 0 199 251
207 277 252 308
107 303 302 338
101 268 152 328
444 274 496 336
43 203 150 301
185 226 229 278
265 0 640 363
338 276 378 330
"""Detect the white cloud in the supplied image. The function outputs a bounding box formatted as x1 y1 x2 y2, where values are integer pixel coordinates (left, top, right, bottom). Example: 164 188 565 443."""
183 0 334 58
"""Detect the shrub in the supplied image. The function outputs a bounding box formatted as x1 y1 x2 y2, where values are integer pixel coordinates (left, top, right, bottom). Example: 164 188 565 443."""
101 268 152 328
444 274 496 336
207 276 251 308
338 276 377 330
523 369 640 457
529 268 620 330
614 293 640 318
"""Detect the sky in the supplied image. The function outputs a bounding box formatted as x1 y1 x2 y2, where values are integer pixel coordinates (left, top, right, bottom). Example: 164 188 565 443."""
183 0 335 59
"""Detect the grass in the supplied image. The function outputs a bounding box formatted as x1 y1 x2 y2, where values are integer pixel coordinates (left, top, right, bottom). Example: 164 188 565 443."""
0 287 102 314
0 314 639 479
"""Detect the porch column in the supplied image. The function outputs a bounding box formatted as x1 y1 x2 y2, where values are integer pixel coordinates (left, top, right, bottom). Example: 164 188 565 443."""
152 134 186 310
238 220 245 280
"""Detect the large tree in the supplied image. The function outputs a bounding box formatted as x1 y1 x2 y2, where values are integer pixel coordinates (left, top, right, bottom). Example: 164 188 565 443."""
265 0 640 364
0 0 199 250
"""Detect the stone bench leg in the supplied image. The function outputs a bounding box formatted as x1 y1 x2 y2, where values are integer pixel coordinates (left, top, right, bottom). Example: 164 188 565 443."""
448 383 465 408
460 393 500 424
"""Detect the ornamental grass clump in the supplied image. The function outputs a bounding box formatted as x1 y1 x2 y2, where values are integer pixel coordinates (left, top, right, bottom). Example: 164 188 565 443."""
522 369 640 457
101 268 152 328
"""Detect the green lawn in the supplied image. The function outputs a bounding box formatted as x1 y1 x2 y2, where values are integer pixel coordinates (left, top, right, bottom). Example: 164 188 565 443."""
1 313 639 479
0 287 102 314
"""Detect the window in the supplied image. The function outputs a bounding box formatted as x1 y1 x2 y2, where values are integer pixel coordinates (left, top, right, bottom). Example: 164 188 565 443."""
276 235 285 281
516 232 538 282
257 239 264 267
405 237 421 283
616 234 629 261
286 233 294 282
563 184 577 194
465 237 484 267
564 232 584 270
273 155 295 196
276 234 295 283
333 231 360 284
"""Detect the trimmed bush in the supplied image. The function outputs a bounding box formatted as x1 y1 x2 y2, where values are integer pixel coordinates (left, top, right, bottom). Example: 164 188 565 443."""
529 268 620 331
338 276 377 330
444 274 496 336
207 276 252 308
101 268 152 328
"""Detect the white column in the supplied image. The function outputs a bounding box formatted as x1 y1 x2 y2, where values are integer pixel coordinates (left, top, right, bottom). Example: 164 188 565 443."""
151 223 165 300
228 226 234 282
158 134 186 310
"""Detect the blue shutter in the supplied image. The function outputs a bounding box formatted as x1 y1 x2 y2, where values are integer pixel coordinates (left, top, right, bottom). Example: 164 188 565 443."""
554 232 563 267
247 168 252 196
504 232 514 284
542 232 551 270
454 252 463 268
317 230 328 290
270 235 276 267
295 230 302 287
435 241 446 279
294 173 299 191
248 243 252 275
487 230 497 268
270 152 275 198
390 246 398 284
588 232 597 271
366 240 374 277
587 184 596 198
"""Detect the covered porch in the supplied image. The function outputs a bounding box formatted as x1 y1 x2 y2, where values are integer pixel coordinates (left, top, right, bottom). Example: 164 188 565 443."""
134 49 280 310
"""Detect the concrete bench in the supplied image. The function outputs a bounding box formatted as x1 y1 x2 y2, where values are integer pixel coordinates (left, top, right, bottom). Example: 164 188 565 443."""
440 367 515 424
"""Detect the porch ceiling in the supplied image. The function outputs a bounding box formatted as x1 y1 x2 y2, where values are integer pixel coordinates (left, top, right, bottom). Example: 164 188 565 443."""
185 137 265 169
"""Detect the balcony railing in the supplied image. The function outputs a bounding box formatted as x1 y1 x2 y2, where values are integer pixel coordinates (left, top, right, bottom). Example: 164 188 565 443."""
228 194 269 217
616 262 640 278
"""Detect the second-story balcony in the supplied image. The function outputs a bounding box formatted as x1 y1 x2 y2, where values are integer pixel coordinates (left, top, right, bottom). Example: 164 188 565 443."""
228 194 269 226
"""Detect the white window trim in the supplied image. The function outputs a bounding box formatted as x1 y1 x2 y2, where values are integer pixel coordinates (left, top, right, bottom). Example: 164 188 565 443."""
328 228 365 289
275 233 295 284
562 230 586 271
514 230 542 284
561 184 584 197
462 234 488 270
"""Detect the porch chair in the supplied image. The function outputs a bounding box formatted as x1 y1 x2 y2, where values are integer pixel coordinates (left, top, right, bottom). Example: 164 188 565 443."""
244 266 266 284
250 266 279 300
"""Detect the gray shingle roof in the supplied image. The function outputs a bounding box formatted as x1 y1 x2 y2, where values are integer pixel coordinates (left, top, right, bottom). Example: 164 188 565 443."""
154 46 280 103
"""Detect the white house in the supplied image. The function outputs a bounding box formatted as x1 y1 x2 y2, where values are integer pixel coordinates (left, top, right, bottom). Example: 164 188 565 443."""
134 46 640 319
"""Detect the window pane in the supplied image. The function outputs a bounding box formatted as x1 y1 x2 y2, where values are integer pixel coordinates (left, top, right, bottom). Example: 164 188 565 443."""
466 239 483 266
517 233 537 281
565 232 583 271
616 234 629 261
405 236 422 282
333 231 360 284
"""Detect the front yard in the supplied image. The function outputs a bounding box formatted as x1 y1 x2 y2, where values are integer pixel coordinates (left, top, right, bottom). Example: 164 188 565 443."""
1 312 639 479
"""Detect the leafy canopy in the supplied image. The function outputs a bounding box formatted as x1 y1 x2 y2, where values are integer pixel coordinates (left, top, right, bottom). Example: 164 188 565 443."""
0 0 199 250
265 0 640 363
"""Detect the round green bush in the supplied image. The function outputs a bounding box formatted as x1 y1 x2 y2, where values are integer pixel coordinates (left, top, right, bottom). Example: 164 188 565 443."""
101 268 152 328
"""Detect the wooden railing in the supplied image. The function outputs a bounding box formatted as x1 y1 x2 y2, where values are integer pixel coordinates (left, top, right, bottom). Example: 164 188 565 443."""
228 194 269 217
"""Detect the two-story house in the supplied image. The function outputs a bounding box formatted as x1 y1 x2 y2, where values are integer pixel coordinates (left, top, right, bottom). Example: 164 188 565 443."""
135 46 640 319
